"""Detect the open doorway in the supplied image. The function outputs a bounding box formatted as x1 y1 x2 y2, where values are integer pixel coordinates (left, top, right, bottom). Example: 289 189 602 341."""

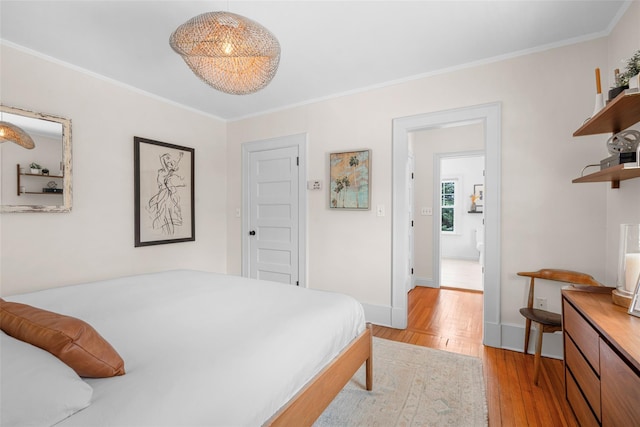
410 124 484 293
439 153 484 292
391 103 501 348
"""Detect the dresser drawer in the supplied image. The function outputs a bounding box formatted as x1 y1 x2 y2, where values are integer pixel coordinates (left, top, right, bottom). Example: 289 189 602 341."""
563 300 600 374
566 369 600 427
565 334 601 420
600 339 640 426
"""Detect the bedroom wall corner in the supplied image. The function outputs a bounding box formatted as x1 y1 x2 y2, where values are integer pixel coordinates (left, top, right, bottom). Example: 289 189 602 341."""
0 44 228 296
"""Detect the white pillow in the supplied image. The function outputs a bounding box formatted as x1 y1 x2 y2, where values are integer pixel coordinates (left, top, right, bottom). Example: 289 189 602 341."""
0 331 93 426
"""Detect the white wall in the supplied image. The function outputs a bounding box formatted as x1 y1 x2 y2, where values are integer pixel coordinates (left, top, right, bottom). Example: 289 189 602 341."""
0 45 228 295
1 3 638 351
227 35 618 328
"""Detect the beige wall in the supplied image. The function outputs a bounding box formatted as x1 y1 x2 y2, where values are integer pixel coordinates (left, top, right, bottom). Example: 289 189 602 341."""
1 3 638 336
0 45 228 295
227 34 633 326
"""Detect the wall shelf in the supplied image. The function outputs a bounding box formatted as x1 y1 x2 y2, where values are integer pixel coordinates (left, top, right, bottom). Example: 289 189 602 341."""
572 163 640 188
572 90 640 188
16 164 64 196
573 90 640 136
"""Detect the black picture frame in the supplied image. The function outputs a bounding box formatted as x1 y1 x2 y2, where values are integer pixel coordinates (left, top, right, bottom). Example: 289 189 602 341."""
134 136 195 247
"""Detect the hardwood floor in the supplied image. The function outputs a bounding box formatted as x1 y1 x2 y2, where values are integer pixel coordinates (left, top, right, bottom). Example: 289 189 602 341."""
372 286 579 426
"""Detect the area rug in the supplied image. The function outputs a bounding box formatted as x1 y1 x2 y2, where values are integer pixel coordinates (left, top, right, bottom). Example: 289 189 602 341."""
315 338 488 426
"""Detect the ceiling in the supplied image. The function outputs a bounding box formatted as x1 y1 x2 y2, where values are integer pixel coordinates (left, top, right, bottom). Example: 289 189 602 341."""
0 1 629 121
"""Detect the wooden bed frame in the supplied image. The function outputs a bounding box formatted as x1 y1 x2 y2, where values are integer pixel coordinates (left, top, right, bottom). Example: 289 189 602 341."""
266 323 373 426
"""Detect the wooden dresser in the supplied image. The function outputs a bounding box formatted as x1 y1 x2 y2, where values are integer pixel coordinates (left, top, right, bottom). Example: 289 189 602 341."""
562 287 640 426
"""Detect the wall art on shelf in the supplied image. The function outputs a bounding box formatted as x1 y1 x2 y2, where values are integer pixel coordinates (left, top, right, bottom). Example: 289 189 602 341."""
329 149 370 210
134 136 195 247
473 184 484 211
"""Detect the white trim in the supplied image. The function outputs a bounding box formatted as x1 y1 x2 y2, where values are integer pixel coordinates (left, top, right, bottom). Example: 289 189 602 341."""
229 31 611 122
1 40 225 122
501 324 563 360
360 302 392 327
392 103 501 348
241 134 308 287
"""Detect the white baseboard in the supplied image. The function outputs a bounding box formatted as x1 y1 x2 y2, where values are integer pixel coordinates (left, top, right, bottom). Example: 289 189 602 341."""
361 302 392 326
501 323 563 360
414 277 435 287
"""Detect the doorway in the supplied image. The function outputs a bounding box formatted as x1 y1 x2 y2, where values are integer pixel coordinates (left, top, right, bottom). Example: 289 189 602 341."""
410 123 485 292
437 152 484 292
392 103 501 348
241 133 308 286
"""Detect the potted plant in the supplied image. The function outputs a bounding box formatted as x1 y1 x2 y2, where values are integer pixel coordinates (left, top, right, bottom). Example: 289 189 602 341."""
29 162 42 174
609 50 640 101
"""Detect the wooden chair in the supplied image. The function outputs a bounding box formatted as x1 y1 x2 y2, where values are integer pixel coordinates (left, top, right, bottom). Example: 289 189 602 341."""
517 269 603 385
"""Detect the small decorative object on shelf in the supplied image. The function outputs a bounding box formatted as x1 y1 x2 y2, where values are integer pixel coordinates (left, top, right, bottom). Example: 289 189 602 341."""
592 67 605 117
42 168 49 176
609 68 629 101
29 162 41 174
613 224 640 308
42 181 62 193
609 50 640 100
469 193 480 212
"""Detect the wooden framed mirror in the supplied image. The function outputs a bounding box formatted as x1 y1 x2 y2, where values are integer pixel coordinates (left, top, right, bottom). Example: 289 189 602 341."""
1 105 72 213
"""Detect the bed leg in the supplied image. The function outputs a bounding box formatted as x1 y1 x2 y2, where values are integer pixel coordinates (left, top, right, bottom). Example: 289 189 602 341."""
365 323 373 391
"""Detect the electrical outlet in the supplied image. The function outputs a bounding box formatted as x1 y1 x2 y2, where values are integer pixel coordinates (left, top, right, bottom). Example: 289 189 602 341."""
535 297 547 310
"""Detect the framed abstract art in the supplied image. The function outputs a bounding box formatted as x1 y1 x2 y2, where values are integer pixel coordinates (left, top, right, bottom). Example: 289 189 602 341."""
329 149 370 210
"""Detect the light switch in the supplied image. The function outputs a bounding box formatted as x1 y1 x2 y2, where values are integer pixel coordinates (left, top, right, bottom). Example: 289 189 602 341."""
377 205 385 217
307 180 322 190
421 207 433 216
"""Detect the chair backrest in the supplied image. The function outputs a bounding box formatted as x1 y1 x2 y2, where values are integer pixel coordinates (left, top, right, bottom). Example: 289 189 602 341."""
517 269 603 287
517 269 603 310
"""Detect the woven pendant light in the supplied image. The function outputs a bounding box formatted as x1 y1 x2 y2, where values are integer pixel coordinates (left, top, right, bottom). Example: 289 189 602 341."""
170 12 280 95
0 121 35 149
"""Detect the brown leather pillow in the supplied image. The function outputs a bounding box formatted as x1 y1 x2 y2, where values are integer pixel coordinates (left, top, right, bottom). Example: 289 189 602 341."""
0 299 125 378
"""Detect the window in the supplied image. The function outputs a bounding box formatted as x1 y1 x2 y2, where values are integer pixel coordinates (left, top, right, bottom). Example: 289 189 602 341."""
441 180 456 232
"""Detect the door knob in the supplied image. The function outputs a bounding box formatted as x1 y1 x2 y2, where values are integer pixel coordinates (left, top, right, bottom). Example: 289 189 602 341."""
249 230 256 236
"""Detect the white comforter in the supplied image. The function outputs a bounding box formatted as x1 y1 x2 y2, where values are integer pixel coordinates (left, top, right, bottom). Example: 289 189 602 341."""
5 270 365 426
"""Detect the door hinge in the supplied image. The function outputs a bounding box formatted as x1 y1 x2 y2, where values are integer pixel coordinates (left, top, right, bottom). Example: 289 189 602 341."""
296 281 299 286
296 157 299 166
411 220 414 227
411 268 414 275
411 172 414 179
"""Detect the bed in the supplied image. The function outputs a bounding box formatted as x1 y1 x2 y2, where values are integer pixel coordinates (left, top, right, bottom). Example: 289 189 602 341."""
0 270 372 426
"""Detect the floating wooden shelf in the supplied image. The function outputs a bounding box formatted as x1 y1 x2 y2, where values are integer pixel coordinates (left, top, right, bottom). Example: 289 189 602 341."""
572 89 640 188
572 163 640 188
573 90 640 136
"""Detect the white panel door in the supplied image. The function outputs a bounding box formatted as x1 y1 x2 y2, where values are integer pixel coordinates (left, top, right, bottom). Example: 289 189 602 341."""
248 146 299 285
